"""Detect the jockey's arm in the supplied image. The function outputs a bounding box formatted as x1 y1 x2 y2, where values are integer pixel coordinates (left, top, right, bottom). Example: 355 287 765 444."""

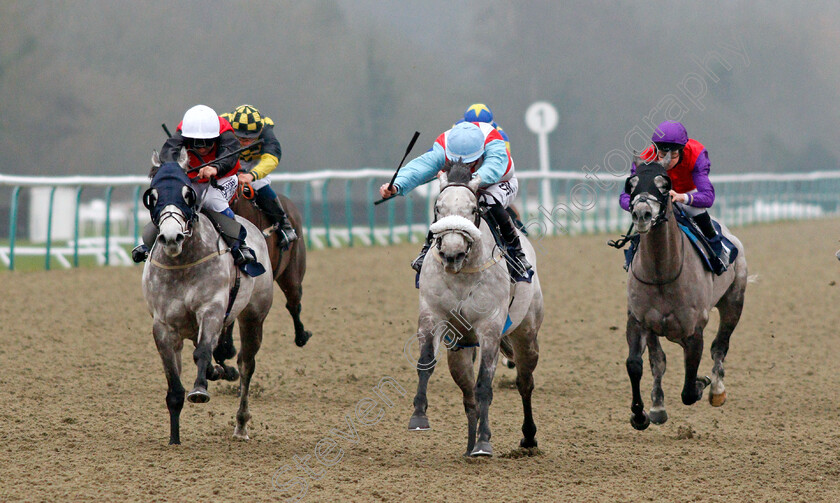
473 138 509 187
210 131 242 179
619 162 640 212
686 150 715 208
247 125 282 181
391 144 446 195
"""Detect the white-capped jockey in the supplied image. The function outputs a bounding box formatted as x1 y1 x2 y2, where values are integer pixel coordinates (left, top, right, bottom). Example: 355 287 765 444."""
379 121 532 282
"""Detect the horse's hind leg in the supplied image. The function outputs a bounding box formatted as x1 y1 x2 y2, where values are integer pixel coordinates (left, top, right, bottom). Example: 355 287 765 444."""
447 347 477 456
510 331 539 449
626 314 650 430
279 275 311 348
409 318 437 431
710 282 746 407
681 329 710 406
212 323 240 382
646 336 668 424
234 315 264 440
153 322 185 445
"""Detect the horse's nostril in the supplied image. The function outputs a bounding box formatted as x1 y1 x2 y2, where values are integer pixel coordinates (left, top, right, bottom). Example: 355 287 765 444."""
643 211 652 220
176 234 185 243
456 253 466 261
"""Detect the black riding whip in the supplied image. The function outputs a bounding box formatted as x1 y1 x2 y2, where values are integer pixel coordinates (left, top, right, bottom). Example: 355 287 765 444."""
374 131 420 206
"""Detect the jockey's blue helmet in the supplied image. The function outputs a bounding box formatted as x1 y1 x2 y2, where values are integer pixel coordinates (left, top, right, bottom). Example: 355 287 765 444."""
445 122 485 163
463 103 494 124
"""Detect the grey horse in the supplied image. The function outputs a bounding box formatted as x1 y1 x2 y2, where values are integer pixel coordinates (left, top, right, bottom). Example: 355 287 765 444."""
408 161 544 457
142 149 274 444
624 156 748 430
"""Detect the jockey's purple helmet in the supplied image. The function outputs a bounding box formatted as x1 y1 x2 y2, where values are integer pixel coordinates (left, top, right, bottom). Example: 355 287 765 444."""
651 121 688 147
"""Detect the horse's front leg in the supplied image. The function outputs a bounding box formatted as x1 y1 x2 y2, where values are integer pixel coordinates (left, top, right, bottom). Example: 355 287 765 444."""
446 346 477 456
409 317 438 431
626 314 649 430
646 335 668 424
188 310 225 403
471 333 501 457
681 328 710 405
153 320 185 444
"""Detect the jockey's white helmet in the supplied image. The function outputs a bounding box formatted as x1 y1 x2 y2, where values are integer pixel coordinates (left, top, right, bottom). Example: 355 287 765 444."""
445 122 485 163
181 104 220 139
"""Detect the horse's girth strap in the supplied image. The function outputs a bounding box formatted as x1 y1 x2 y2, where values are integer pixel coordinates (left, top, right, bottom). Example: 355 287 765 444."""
149 249 229 270
431 247 503 273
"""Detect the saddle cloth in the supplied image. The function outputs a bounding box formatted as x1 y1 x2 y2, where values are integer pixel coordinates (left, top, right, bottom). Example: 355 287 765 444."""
673 210 738 273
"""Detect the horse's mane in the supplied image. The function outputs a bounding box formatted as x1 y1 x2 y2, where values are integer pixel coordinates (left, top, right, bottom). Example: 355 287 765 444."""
445 160 473 185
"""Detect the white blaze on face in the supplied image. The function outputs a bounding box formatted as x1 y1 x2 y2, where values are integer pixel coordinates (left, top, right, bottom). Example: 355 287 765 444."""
158 204 187 257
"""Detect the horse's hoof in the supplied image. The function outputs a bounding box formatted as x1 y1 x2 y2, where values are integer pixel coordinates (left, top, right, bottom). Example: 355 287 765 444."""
710 391 727 407
187 388 210 404
295 331 312 348
698 376 712 388
223 366 240 381
630 413 650 430
649 409 669 425
233 429 250 441
408 415 430 431
207 365 224 381
470 441 493 457
519 437 538 449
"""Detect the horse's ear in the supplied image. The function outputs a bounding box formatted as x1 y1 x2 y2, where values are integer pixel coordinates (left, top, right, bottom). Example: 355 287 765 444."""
178 147 189 170
654 175 671 195
151 149 161 168
439 170 449 189
659 152 671 168
624 175 639 195
632 151 642 168
467 174 482 193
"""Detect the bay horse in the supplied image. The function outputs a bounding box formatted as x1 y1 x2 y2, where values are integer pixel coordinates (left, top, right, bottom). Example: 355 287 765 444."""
142 148 274 444
624 155 748 430
408 161 544 457
228 184 311 347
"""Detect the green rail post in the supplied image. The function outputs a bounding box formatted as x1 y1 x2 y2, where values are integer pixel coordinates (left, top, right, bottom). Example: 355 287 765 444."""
45 186 57 270
366 179 375 245
321 180 331 247
304 182 312 249
405 193 413 243
73 186 84 267
387 191 395 245
8 186 20 271
520 179 529 223
104 186 113 265
345 180 354 247
132 185 141 248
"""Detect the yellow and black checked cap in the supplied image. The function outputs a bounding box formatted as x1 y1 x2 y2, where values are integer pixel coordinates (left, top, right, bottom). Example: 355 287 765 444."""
229 104 264 138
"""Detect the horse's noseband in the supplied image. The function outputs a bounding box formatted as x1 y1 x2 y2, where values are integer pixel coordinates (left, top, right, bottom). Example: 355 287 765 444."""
158 209 193 238
629 192 668 228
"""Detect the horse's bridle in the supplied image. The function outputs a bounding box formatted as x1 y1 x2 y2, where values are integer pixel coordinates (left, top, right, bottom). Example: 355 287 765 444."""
629 192 669 229
157 208 194 238
432 183 483 256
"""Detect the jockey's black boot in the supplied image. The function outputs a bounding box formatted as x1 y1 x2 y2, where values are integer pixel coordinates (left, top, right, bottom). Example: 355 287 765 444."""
411 231 434 274
255 188 297 250
693 211 729 274
489 204 533 283
131 222 159 263
205 209 266 277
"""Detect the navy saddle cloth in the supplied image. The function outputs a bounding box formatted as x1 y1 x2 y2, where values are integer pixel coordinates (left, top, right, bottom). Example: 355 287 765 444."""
672 209 738 273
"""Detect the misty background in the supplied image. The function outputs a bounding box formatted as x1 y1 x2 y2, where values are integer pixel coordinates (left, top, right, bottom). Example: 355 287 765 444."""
1 1 838 181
